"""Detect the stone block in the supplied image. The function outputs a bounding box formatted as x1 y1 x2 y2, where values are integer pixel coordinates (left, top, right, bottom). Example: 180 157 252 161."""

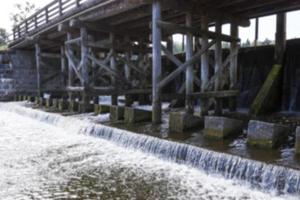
124 107 152 123
295 127 300 154
247 120 289 148
204 116 244 139
58 99 68 111
169 112 203 133
110 106 125 121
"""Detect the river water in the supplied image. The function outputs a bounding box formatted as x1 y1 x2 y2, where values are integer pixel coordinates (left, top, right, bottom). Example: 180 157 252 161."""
0 102 299 200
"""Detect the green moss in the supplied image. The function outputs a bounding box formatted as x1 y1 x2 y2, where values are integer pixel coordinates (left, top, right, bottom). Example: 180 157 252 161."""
247 139 274 148
250 64 283 116
99 105 110 114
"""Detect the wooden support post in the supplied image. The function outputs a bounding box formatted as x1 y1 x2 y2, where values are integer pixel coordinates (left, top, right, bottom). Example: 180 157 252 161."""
167 35 173 53
67 32 74 101
200 15 209 116
250 13 286 115
275 13 286 64
254 18 259 47
35 43 42 98
229 21 239 112
110 33 118 105
214 19 223 115
124 36 131 80
152 0 162 124
185 12 194 114
61 45 67 87
81 27 90 112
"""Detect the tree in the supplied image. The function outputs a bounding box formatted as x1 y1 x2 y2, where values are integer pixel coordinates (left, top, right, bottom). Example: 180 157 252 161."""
0 28 8 46
10 1 36 26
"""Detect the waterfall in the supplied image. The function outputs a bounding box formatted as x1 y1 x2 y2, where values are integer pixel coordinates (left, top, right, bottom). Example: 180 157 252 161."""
1 102 300 196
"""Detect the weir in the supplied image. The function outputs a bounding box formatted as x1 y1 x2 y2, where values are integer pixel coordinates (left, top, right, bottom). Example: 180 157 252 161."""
1 0 300 198
1 102 299 195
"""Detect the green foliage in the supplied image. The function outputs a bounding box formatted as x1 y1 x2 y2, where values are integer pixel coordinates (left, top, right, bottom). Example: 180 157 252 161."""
10 1 36 26
0 28 8 46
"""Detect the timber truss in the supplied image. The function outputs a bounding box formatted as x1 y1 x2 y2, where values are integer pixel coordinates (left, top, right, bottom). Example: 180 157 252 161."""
9 0 299 123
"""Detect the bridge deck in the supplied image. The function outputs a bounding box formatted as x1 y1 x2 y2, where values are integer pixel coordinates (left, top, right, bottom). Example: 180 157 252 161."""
9 0 300 50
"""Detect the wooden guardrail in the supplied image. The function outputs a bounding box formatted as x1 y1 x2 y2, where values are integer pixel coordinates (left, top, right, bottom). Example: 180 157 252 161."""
12 0 87 41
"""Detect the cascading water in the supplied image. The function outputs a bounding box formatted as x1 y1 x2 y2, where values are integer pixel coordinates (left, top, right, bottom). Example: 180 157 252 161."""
0 102 299 199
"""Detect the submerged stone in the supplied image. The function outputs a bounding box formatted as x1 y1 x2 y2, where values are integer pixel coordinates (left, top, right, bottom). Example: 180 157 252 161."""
124 107 152 123
204 116 244 139
247 120 289 148
169 112 203 133
110 106 125 121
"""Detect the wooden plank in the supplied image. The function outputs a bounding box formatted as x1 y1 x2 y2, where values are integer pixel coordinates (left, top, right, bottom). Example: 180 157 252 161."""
191 90 239 98
157 20 240 43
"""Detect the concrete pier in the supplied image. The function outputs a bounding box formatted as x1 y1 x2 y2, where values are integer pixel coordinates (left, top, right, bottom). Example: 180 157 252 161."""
52 98 59 109
124 107 152 123
58 99 68 111
94 104 111 115
110 106 125 121
69 100 79 112
169 112 203 133
247 120 289 148
45 98 53 108
204 116 244 139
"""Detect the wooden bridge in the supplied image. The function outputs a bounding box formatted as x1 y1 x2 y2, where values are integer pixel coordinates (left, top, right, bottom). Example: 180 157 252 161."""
8 0 300 124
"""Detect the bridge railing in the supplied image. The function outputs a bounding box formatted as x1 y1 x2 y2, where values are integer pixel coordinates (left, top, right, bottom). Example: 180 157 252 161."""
12 0 88 41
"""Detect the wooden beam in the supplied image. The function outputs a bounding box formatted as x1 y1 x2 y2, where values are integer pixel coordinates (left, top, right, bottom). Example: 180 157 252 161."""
35 43 42 97
40 53 61 59
152 0 162 124
185 12 194 114
159 40 216 89
191 90 239 98
214 19 223 115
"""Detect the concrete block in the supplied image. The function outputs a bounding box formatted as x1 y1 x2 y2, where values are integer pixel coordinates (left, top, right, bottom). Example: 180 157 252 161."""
295 127 300 154
124 107 152 123
110 106 125 121
94 104 111 115
204 116 244 139
58 99 68 111
39 97 46 106
69 100 79 112
169 112 203 133
78 102 94 113
45 98 53 108
94 104 100 115
27 96 35 102
23 95 28 101
247 120 289 148
17 95 23 101
52 98 59 109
